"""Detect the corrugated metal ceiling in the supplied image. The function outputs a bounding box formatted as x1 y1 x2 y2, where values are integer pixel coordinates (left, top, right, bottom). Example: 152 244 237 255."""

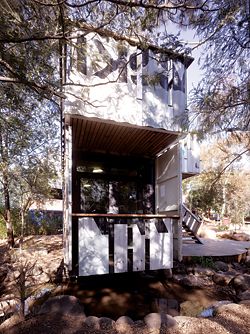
69 115 179 157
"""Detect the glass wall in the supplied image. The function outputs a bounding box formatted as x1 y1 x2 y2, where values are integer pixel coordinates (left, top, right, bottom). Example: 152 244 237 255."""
76 155 154 214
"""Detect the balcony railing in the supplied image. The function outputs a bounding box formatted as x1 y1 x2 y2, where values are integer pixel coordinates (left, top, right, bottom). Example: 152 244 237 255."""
72 213 177 276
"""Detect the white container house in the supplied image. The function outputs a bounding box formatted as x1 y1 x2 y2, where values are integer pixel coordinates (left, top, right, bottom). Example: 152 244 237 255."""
62 31 200 277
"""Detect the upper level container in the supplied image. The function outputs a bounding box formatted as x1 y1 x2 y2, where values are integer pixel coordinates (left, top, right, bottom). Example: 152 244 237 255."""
63 31 193 133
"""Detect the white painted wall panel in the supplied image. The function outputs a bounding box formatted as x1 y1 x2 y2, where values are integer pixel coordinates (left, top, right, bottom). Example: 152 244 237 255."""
155 145 181 213
157 177 179 212
114 224 128 273
78 218 109 276
132 224 145 271
149 220 173 270
156 145 178 183
181 134 200 175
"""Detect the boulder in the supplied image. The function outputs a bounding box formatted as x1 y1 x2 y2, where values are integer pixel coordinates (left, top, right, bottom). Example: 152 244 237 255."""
238 290 250 301
99 317 115 330
84 316 100 330
116 316 134 333
173 274 205 288
199 300 232 318
154 298 179 316
144 312 176 330
180 301 204 317
215 302 244 315
198 227 217 239
212 273 230 286
232 233 249 241
245 256 250 267
0 313 22 332
229 274 250 292
239 299 250 305
194 266 214 277
38 295 85 317
214 261 229 272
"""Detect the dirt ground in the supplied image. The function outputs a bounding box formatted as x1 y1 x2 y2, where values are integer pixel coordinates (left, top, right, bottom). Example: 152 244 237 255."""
2 303 250 334
0 232 250 334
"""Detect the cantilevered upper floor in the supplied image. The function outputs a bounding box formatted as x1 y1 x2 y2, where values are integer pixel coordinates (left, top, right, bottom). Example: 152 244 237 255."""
63 30 193 133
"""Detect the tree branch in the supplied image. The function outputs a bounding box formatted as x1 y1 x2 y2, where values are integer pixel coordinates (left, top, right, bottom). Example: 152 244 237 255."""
65 0 213 11
210 148 250 187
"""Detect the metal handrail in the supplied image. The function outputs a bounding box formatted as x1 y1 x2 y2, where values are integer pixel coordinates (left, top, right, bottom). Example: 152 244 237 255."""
72 213 179 219
182 204 202 223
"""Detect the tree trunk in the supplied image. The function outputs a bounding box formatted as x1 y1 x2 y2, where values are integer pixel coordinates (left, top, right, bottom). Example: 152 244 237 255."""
20 209 25 248
3 172 14 248
0 130 14 247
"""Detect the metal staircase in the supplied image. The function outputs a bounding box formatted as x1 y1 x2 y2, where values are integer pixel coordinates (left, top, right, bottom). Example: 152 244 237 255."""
182 204 203 244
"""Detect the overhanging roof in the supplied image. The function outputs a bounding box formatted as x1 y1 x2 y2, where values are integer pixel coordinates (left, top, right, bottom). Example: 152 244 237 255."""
66 115 180 158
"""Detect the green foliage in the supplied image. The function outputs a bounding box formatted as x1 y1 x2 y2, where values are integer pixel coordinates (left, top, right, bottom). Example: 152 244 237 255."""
184 136 250 222
26 211 62 236
183 172 224 214
0 217 6 239
0 208 20 238
184 0 250 133
217 225 229 232
191 256 215 269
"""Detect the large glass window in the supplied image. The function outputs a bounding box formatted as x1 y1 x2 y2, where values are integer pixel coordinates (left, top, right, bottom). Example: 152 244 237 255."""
77 156 154 214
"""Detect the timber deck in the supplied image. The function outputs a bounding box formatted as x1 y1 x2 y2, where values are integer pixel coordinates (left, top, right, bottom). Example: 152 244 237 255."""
182 237 250 261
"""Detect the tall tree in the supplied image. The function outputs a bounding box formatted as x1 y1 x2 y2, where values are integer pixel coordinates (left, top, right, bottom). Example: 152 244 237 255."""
184 135 250 222
0 84 59 246
181 0 250 133
1 1 248 131
0 0 249 243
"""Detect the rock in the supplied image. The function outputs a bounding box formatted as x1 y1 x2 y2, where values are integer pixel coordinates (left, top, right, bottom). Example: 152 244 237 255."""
212 273 230 286
212 300 232 310
199 300 232 318
180 301 204 317
232 233 249 241
232 262 244 271
144 313 176 330
116 316 134 333
0 299 16 317
229 274 250 292
198 227 217 239
214 261 229 272
161 269 173 279
38 295 85 316
194 266 214 277
239 299 250 305
245 256 250 267
84 316 100 330
238 289 250 301
167 298 179 316
0 313 22 332
154 298 179 316
215 302 243 315
133 320 147 332
186 266 194 275
99 317 115 330
173 274 205 288
172 274 184 284
0 265 8 284
173 263 187 275
144 313 161 330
